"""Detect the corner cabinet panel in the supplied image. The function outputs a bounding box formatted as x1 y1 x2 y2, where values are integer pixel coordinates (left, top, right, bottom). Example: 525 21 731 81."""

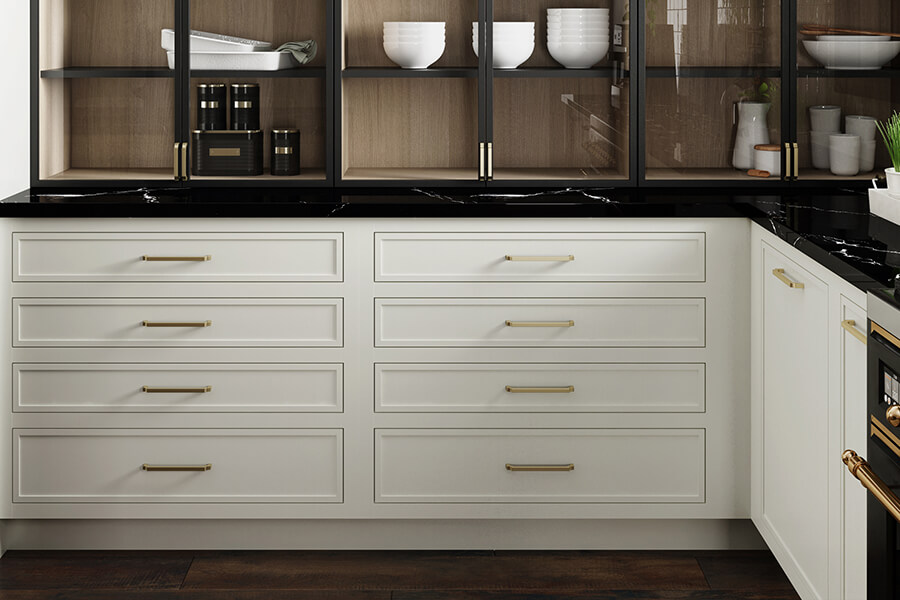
374 232 706 282
14 429 343 503
13 298 343 347
375 429 705 503
13 233 343 282
375 298 705 347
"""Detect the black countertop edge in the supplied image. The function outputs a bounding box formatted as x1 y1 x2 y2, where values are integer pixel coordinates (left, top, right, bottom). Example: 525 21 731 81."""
2 185 899 293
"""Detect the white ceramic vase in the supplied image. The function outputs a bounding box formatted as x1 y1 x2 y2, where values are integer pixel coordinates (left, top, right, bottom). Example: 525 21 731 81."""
886 167 900 195
733 102 771 170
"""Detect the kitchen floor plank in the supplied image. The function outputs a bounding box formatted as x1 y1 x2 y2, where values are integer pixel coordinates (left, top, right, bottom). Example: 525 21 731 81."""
181 551 709 591
695 551 797 590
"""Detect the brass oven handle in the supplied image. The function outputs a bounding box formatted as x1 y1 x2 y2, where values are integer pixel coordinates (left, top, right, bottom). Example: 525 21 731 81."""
841 320 867 345
772 268 805 289
142 255 211 262
887 406 900 427
142 386 212 394
506 464 575 472
842 450 900 523
505 255 575 262
141 463 212 472
506 386 575 393
141 320 212 328
505 320 574 327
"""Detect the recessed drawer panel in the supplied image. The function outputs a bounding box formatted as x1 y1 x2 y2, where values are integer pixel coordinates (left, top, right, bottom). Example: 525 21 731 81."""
13 232 343 282
375 363 705 412
375 232 706 282
14 428 343 503
13 298 343 347
375 298 705 347
376 429 705 503
14 364 343 412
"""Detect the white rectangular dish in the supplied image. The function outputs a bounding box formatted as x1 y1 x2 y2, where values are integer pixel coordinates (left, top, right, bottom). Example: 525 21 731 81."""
161 29 272 52
869 188 900 226
166 50 297 71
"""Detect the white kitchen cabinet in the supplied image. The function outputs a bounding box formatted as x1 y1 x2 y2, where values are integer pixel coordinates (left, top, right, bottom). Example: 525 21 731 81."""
751 225 868 600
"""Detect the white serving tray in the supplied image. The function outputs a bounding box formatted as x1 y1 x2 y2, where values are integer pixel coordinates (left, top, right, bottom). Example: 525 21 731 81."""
166 51 297 71
161 29 272 53
869 188 900 226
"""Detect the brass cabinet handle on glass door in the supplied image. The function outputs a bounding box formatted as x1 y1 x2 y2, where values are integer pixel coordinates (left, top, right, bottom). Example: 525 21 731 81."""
772 268 804 289
842 450 900 522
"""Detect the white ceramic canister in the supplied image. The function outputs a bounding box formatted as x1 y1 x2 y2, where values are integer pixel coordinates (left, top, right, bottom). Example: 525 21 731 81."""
752 144 781 176
828 133 860 177
733 102 771 170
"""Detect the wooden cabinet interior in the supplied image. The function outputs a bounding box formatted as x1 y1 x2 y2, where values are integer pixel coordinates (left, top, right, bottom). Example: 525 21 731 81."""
341 78 478 181
796 0 900 68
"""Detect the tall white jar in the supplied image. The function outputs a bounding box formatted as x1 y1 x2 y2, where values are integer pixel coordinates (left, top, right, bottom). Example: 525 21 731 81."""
733 102 771 170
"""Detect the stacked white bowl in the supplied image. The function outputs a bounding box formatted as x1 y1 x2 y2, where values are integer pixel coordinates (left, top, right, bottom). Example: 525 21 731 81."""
383 22 446 69
802 35 900 70
547 8 609 69
472 22 536 69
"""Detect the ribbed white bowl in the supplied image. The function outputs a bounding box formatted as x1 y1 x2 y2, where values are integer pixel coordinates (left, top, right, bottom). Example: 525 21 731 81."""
547 39 609 68
383 39 446 69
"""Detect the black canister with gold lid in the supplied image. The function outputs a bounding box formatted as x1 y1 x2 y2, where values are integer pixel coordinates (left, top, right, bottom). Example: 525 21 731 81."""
231 83 260 130
197 84 226 130
271 129 301 176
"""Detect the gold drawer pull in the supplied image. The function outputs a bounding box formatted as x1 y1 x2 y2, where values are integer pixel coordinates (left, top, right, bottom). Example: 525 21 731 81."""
772 268 804 289
142 320 212 328
505 386 575 393
141 463 212 472
841 320 867 345
506 463 575 472
142 255 211 262
142 386 212 394
843 450 900 523
505 255 574 262
506 320 574 328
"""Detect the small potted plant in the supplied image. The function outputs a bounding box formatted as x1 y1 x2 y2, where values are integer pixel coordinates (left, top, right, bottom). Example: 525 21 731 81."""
877 111 900 193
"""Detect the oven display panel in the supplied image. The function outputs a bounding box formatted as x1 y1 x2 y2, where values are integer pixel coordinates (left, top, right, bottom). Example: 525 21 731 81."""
884 364 900 406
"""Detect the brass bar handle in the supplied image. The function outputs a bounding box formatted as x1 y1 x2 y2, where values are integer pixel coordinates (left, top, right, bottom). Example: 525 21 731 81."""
479 142 485 180
142 255 212 262
843 450 900 523
506 386 575 393
505 255 575 262
506 463 575 472
181 142 189 181
173 143 180 180
887 406 900 427
141 463 212 472
841 319 867 345
487 142 494 180
772 268 805 289
142 386 212 394
141 320 212 328
792 142 799 178
505 320 574 327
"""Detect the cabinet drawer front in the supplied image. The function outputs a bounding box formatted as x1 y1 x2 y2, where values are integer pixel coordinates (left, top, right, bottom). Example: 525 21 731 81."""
376 429 705 503
375 298 705 347
13 232 342 282
14 364 343 412
375 363 705 412
13 298 343 347
14 429 343 503
375 232 706 282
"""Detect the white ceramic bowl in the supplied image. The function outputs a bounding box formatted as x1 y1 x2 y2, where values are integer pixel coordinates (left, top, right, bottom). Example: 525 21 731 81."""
549 33 610 40
817 35 891 42
547 16 610 22
547 40 609 68
383 39 446 68
549 36 610 43
802 39 900 69
471 36 535 68
385 34 447 41
471 22 535 31
384 21 445 28
548 25 609 32
547 8 609 15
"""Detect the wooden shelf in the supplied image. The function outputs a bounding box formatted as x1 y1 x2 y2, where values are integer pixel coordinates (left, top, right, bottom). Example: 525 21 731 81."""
491 168 628 181
342 167 478 181
493 67 620 78
191 68 326 79
41 67 174 79
190 169 327 182
342 67 477 78
45 168 176 181
644 168 785 181
646 66 781 79
797 67 900 79
796 169 881 181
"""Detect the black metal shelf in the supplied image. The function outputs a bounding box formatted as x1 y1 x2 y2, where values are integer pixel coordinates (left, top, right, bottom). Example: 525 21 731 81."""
341 67 478 78
191 67 326 78
645 66 782 78
40 67 174 79
797 66 900 78
493 66 623 78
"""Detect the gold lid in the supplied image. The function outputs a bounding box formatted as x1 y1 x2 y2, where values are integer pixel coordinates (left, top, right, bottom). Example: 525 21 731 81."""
272 129 299 134
197 83 226 88
231 83 260 88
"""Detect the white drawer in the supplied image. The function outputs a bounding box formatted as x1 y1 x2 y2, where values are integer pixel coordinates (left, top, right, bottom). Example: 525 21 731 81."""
375 298 705 347
13 232 343 282
375 232 706 282
14 364 343 412
14 428 343 503
13 298 343 347
375 429 705 503
375 363 705 412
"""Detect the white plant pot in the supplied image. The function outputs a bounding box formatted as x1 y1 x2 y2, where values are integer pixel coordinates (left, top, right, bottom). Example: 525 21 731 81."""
886 167 900 196
732 102 771 170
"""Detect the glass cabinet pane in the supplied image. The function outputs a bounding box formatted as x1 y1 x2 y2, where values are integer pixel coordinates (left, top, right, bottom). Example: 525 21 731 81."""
644 0 783 183
37 0 176 182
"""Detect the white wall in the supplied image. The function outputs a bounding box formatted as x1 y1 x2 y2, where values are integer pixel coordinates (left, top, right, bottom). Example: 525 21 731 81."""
0 1 30 199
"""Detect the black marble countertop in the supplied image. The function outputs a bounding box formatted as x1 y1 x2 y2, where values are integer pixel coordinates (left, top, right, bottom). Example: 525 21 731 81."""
2 185 898 292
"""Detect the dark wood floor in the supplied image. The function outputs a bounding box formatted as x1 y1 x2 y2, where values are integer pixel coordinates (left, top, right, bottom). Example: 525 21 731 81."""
0 550 800 599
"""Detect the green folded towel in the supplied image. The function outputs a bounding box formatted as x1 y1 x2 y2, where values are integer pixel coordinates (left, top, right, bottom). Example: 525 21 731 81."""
276 40 318 65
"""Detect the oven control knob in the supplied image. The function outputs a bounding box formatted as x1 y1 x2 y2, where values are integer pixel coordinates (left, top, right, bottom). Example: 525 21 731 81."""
887 405 900 427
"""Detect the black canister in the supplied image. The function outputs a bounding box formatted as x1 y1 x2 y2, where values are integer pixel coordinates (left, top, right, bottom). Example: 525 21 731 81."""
271 129 301 176
231 83 260 130
197 84 226 130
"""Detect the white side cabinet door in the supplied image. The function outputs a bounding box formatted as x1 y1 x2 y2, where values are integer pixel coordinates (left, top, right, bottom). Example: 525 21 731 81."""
753 240 830 600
